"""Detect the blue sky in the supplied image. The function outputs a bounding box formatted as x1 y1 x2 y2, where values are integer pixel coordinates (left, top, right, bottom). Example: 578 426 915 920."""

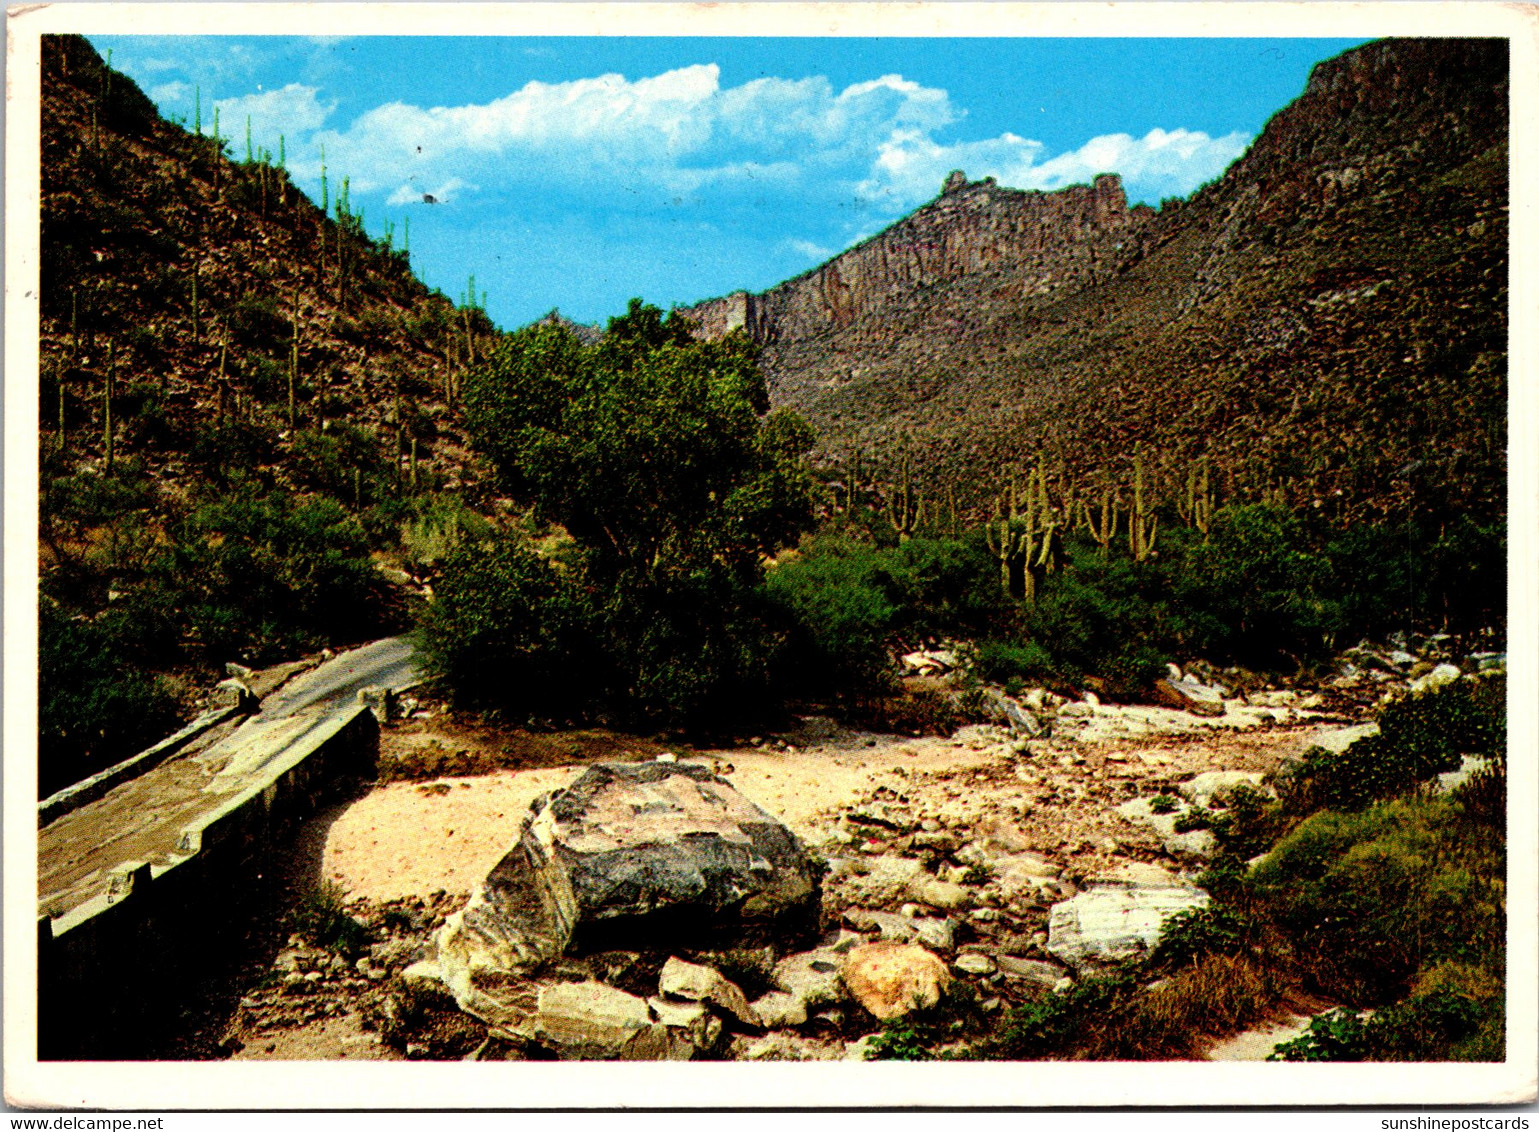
89 35 1367 329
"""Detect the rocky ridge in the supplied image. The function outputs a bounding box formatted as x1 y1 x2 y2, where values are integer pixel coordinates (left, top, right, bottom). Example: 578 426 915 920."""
679 39 1507 530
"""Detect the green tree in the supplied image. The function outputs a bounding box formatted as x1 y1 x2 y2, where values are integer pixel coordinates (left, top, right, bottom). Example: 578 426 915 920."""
449 299 817 728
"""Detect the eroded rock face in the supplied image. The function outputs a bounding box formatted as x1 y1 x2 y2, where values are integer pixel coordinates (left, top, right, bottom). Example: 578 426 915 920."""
424 761 821 1027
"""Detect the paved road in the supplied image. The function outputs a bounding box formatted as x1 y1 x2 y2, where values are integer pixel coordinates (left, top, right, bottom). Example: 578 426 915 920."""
39 637 421 917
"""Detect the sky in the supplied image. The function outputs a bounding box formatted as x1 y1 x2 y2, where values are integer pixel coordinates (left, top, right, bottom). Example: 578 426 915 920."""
89 35 1368 329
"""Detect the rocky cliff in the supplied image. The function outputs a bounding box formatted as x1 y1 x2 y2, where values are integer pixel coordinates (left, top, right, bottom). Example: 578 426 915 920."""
684 172 1150 342
682 38 1508 529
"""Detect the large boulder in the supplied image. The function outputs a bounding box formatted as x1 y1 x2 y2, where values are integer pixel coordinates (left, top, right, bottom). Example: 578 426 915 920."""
424 761 821 1026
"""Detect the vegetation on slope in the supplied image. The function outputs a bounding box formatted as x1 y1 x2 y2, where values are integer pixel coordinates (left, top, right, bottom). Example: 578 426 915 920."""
37 35 497 793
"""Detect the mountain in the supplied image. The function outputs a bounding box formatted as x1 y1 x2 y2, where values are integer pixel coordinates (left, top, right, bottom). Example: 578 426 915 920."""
679 38 1508 528
39 34 495 504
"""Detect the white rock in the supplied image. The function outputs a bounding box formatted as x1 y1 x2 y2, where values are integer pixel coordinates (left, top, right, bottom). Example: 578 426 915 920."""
773 949 848 1008
1410 663 1464 695
749 991 808 1029
1435 755 1493 794
995 955 1070 991
954 952 996 977
1179 770 1272 808
1045 883 1210 970
533 981 668 1060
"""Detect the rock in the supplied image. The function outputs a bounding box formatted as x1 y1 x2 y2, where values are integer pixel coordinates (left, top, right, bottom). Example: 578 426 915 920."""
773 949 848 1008
733 1032 844 1061
847 802 913 831
658 956 760 1027
647 997 723 1052
840 943 951 1021
1179 770 1273 808
532 981 682 1060
1435 755 1493 794
993 692 1045 737
1045 873 1210 970
1116 797 1218 860
844 909 917 943
1152 677 1225 717
994 955 1069 991
835 854 927 906
750 991 809 1029
911 829 961 854
913 917 957 954
425 762 820 1020
906 877 973 912
954 952 996 977
1311 721 1380 754
1409 663 1463 695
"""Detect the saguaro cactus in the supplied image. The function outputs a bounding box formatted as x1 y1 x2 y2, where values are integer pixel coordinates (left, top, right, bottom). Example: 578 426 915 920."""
288 289 300 431
1084 483 1120 555
102 340 115 471
984 469 1057 602
1129 444 1159 563
885 453 924 542
1177 456 1215 537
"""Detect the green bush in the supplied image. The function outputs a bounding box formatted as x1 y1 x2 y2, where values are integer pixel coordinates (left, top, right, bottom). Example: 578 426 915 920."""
292 881 375 958
1149 906 1253 970
413 527 601 723
452 300 818 731
159 484 386 663
1272 963 1502 1062
1013 536 1171 697
1248 792 1504 1005
38 597 183 796
1281 676 1504 812
765 534 1004 701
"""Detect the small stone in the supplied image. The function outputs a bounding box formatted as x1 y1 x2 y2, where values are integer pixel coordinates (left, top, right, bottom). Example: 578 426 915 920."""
954 952 996 977
658 956 760 1027
909 878 972 911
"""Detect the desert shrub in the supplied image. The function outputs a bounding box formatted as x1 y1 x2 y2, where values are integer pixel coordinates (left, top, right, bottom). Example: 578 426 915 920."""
187 416 279 485
766 534 1009 701
227 294 289 353
1173 503 1342 668
292 881 375 957
1210 785 1289 859
37 597 183 796
399 493 492 580
1149 794 1180 814
1014 538 1171 697
289 422 387 504
1272 962 1502 1061
864 984 988 1060
1150 906 1255 970
159 484 385 663
1281 676 1504 813
974 638 1056 687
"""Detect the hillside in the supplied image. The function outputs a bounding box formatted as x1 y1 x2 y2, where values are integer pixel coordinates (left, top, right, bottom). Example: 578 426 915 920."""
39 34 495 504
680 38 1508 530
36 35 498 793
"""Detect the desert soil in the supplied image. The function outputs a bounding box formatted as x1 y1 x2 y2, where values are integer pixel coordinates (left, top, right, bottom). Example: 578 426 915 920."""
223 696 1352 1062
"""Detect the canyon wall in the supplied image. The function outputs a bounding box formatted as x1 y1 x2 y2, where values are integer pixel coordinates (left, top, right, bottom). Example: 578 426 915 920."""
682 172 1150 345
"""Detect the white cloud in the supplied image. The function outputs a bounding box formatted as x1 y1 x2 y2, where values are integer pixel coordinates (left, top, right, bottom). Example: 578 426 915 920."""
859 125 1251 206
782 237 834 262
212 84 335 159
147 80 190 104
